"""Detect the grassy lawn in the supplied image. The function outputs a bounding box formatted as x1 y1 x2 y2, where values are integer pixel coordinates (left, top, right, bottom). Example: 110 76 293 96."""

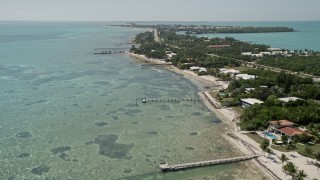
208 91 218 98
246 133 268 144
221 97 233 103
272 143 320 159
232 107 244 115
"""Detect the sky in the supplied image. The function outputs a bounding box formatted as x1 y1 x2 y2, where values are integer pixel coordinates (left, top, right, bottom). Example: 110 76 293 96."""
0 0 320 22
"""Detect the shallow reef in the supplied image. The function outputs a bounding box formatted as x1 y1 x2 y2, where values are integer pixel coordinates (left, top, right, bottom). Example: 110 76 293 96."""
16 132 32 138
31 164 50 175
87 134 134 159
50 146 71 155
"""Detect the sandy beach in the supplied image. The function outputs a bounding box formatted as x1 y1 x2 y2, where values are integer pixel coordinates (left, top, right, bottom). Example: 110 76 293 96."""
127 52 320 180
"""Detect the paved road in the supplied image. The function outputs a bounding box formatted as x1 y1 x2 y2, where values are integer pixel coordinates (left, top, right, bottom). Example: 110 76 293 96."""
153 29 161 43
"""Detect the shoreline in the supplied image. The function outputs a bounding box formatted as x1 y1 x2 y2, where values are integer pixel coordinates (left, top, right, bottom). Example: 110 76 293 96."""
126 52 277 179
127 52 320 179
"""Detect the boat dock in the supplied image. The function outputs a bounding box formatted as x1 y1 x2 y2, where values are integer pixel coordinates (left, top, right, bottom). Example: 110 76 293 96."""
160 154 260 172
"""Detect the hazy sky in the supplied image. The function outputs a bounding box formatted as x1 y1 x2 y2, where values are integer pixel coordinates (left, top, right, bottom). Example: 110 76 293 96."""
1 0 320 21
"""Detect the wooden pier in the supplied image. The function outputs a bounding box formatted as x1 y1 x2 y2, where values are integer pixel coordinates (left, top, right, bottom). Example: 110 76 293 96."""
140 63 171 67
160 154 260 172
136 97 203 104
94 48 127 54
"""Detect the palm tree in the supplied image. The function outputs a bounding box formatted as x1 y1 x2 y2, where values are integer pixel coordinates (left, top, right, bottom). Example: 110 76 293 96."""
296 170 308 180
283 162 297 180
314 152 320 163
304 146 313 163
279 154 289 168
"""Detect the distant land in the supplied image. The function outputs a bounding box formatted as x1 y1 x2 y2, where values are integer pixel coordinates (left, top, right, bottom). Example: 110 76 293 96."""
112 23 295 34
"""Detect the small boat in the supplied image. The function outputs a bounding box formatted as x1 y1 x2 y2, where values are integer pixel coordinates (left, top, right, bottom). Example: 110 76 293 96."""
142 98 146 103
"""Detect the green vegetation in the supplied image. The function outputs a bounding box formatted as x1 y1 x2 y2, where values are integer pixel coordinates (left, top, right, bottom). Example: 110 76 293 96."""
258 54 320 76
129 23 320 134
114 24 294 34
246 133 268 144
224 69 320 130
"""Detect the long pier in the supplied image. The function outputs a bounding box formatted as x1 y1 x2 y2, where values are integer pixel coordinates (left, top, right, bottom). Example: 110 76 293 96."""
136 97 203 104
160 154 260 172
140 63 171 67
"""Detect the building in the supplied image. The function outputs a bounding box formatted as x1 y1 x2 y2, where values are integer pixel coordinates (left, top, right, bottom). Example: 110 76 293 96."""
190 66 207 72
236 74 256 80
260 52 271 56
268 120 305 142
220 68 240 75
245 88 255 93
240 98 263 108
251 54 263 58
269 120 295 129
241 52 252 56
278 97 301 103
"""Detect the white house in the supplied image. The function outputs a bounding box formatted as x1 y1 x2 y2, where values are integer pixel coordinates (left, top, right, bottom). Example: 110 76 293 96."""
220 68 240 75
241 52 252 56
252 54 263 58
267 48 281 51
236 74 256 80
245 88 255 93
240 98 263 108
190 66 207 72
278 97 302 103
260 52 271 56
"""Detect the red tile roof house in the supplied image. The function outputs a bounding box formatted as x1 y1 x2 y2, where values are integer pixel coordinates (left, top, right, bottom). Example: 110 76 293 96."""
268 120 305 142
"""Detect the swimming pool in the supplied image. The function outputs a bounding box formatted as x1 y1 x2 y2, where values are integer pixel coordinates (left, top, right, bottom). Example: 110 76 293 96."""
263 132 277 140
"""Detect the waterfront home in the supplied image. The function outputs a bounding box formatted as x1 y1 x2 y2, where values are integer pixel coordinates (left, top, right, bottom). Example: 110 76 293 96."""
235 74 256 80
268 120 304 142
268 120 295 130
165 52 176 59
240 98 263 108
278 97 301 103
190 66 207 72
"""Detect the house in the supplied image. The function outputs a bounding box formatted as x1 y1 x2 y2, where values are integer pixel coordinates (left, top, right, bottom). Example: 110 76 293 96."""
278 97 301 103
236 74 256 80
207 45 231 48
241 52 252 56
240 98 263 108
268 120 305 142
260 52 271 56
267 48 281 51
245 88 255 93
190 66 207 72
166 53 176 59
220 68 240 75
251 54 263 58
269 120 295 129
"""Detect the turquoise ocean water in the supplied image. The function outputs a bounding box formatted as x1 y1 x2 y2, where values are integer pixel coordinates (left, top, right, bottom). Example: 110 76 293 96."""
2 21 317 179
172 21 320 51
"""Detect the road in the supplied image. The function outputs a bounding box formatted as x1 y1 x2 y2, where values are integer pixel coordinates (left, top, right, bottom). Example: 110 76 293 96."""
153 29 161 43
